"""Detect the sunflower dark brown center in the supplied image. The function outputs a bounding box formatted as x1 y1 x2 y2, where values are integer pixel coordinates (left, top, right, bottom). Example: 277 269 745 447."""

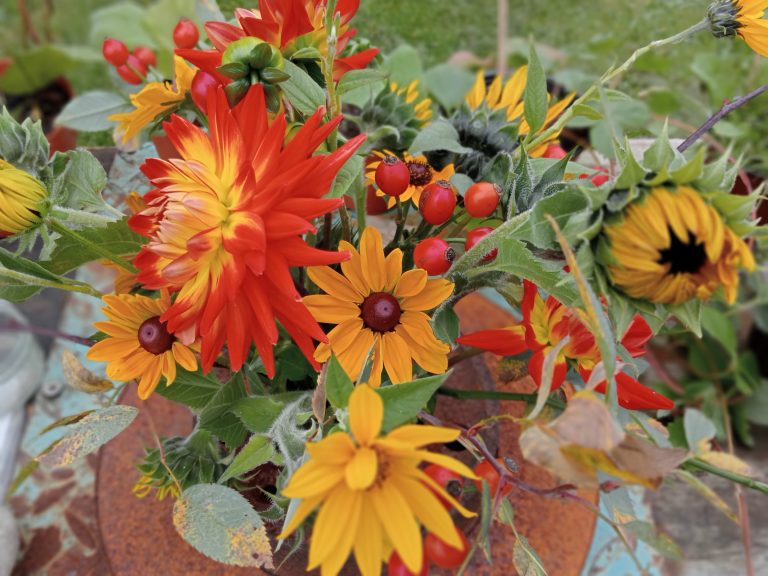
360 292 401 333
138 316 175 355
658 228 708 275
407 161 433 187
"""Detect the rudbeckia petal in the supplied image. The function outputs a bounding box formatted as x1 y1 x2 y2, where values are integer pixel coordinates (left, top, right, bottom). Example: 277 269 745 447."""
349 384 383 445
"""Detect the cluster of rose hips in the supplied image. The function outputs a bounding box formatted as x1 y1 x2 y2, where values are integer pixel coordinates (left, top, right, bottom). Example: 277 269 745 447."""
386 464 470 575
374 155 501 277
101 18 199 85
386 459 511 575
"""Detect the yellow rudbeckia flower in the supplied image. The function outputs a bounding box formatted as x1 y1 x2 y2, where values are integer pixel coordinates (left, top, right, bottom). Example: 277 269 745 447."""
109 56 196 144
0 159 47 236
391 80 433 126
604 186 755 305
304 227 453 387
708 0 768 56
279 383 477 576
465 68 575 156
86 291 199 399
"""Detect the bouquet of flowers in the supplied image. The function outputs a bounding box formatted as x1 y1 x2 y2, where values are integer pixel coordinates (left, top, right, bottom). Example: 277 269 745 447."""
2 1 768 574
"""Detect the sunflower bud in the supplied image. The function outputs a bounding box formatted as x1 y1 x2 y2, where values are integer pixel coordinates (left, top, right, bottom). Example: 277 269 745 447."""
0 159 47 236
707 0 741 38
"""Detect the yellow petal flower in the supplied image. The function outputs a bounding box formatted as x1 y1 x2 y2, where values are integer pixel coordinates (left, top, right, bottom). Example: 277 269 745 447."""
349 384 383 445
0 159 47 235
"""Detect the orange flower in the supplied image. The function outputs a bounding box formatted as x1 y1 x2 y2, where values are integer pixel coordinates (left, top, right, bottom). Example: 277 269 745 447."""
458 281 673 410
179 0 378 84
129 86 365 374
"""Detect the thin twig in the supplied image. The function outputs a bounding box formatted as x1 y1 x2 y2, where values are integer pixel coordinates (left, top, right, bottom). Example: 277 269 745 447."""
0 319 95 346
677 83 768 153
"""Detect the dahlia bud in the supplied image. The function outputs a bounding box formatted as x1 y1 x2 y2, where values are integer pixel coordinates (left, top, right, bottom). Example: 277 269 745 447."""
0 159 47 236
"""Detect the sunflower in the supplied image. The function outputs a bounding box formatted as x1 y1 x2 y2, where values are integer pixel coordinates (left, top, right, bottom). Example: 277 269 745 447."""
86 292 198 399
304 227 453 387
0 159 47 236
365 151 454 209
109 56 196 144
179 0 378 84
465 68 575 156
603 186 755 305
391 80 433 126
129 86 364 374
708 0 768 56
279 384 477 576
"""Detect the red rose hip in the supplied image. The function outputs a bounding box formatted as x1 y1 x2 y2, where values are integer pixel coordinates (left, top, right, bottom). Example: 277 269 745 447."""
542 143 567 159
414 238 455 275
102 38 129 67
424 530 470 569
465 227 497 263
173 18 199 49
116 55 146 84
133 46 157 68
190 70 219 113
388 551 428 576
419 180 456 225
464 182 500 218
375 155 410 197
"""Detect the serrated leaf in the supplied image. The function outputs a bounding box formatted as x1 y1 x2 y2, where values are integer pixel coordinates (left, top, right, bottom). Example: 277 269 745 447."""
523 43 548 136
643 120 677 172
38 405 138 468
155 368 221 409
670 146 706 184
614 139 646 189
282 60 326 116
669 299 702 337
61 350 113 393
218 435 275 484
325 355 353 409
173 484 273 569
409 118 472 155
49 149 110 215
55 91 129 132
0 108 49 175
198 374 248 449
376 373 449 431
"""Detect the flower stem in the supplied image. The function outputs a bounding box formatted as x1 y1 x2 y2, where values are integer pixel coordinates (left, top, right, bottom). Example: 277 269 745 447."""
437 386 567 410
527 18 710 152
0 319 95 346
48 219 137 273
0 266 102 298
677 82 768 152
685 457 768 496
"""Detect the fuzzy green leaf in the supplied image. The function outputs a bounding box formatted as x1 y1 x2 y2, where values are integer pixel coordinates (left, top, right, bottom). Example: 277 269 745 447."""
376 373 449 431
325 355 354 409
523 43 548 136
218 435 275 484
282 60 326 115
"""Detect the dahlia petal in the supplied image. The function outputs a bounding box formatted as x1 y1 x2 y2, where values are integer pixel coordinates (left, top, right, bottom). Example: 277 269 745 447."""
528 347 567 390
204 21 244 51
456 326 528 356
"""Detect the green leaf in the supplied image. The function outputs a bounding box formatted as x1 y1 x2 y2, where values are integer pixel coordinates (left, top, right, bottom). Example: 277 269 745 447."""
376 373 449 431
513 534 548 576
569 103 604 121
424 63 475 110
38 406 138 468
282 60 326 116
623 520 683 560
218 435 275 484
328 154 363 198
744 380 768 426
614 138 647 189
701 307 737 357
670 146 706 184
431 305 459 345
643 121 677 172
384 45 423 86
173 484 273 569
90 2 157 51
155 368 222 410
337 69 388 96
0 246 86 302
409 118 472 155
0 108 49 175
56 91 129 132
325 355 353 409
198 374 249 449
49 149 109 213
669 299 703 337
42 218 144 275
233 392 306 433
523 43 548 136
487 238 579 305
0 45 99 94
684 408 717 453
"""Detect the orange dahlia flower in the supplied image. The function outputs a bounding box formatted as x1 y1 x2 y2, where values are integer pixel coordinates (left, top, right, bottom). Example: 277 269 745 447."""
180 0 378 84
129 86 365 374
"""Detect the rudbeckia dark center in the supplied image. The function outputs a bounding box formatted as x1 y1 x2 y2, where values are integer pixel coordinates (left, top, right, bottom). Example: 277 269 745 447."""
138 316 175 355
407 161 433 187
658 228 708 275
360 292 401 333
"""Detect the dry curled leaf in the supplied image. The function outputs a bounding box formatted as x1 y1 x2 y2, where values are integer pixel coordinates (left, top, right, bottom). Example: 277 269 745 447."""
61 350 113 393
520 393 687 489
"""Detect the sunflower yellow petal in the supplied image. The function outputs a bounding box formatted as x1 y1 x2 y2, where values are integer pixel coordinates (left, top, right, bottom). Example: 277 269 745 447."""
349 384 383 445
